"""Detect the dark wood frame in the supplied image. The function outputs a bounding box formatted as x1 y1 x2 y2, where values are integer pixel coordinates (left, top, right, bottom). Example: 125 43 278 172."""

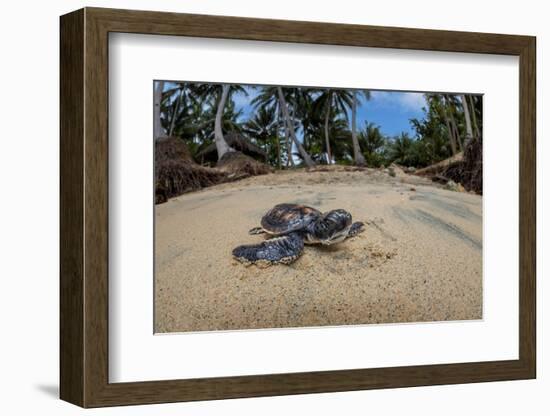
60 7 536 408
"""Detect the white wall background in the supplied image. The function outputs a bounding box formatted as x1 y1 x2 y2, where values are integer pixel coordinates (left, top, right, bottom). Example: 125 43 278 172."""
0 0 545 414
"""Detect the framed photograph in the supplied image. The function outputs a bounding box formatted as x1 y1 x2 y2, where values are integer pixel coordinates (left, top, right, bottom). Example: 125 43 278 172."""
60 7 536 408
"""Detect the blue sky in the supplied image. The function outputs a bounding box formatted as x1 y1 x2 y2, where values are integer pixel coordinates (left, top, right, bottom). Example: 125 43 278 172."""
358 91 427 136
232 86 427 137
161 82 428 137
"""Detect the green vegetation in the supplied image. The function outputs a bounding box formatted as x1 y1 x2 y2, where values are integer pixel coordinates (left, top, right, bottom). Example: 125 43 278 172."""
155 82 482 169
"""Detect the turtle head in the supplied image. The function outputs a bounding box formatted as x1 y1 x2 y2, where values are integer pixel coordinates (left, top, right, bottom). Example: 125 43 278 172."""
310 209 352 245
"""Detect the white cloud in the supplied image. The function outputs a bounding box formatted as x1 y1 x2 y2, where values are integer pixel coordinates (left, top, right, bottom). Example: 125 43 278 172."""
368 91 427 112
399 92 427 110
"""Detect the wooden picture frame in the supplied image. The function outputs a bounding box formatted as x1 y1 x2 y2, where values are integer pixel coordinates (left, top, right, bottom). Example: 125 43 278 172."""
60 7 536 408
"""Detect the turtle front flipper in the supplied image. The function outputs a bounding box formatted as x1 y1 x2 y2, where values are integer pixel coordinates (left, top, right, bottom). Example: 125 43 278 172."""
248 226 266 235
347 221 365 239
232 232 304 266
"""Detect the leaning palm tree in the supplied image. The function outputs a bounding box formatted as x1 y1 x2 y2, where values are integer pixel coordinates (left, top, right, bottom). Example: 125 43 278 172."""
252 86 315 167
314 88 353 164
196 83 247 160
277 87 315 167
252 86 292 167
350 90 371 166
161 82 191 138
159 83 199 145
215 85 237 159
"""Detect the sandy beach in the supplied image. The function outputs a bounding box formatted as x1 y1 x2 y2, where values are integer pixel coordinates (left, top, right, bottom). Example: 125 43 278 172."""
154 167 482 333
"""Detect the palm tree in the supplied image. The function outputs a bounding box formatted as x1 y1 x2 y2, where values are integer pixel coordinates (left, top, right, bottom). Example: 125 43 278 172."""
351 90 371 166
444 94 463 152
252 86 315 167
461 94 474 142
410 107 452 164
243 106 280 168
277 87 315 167
359 121 386 167
326 118 353 162
252 86 291 167
314 88 353 164
389 132 414 165
195 83 247 160
293 89 316 152
166 85 243 155
154 80 165 140
426 94 459 155
214 85 235 159
284 105 295 167
162 82 187 137
468 95 481 138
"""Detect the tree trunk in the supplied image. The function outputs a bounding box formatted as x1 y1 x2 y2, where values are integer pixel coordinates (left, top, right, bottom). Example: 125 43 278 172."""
324 92 332 164
461 94 474 143
276 131 282 169
275 110 282 169
153 80 165 140
351 91 366 166
214 84 234 160
441 97 457 155
447 102 463 152
288 106 295 167
277 87 315 167
452 117 463 151
302 122 308 151
468 95 480 138
441 111 456 155
168 88 183 137
283 108 294 167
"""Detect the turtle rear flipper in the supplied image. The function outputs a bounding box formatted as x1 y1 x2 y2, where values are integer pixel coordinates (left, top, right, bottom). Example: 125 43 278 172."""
232 232 304 266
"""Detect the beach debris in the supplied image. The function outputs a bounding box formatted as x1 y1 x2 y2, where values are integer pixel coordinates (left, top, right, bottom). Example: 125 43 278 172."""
415 152 464 176
444 180 466 192
217 151 272 177
431 174 450 185
406 166 416 174
196 132 268 164
415 138 482 194
445 180 458 191
155 137 227 203
232 203 365 266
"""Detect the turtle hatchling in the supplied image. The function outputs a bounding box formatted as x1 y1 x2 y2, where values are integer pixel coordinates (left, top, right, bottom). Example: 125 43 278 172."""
232 203 364 266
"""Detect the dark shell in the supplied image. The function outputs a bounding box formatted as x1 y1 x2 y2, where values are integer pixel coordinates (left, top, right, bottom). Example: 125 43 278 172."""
260 203 321 235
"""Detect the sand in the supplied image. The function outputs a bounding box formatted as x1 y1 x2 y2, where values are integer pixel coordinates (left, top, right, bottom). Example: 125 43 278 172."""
155 167 482 333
